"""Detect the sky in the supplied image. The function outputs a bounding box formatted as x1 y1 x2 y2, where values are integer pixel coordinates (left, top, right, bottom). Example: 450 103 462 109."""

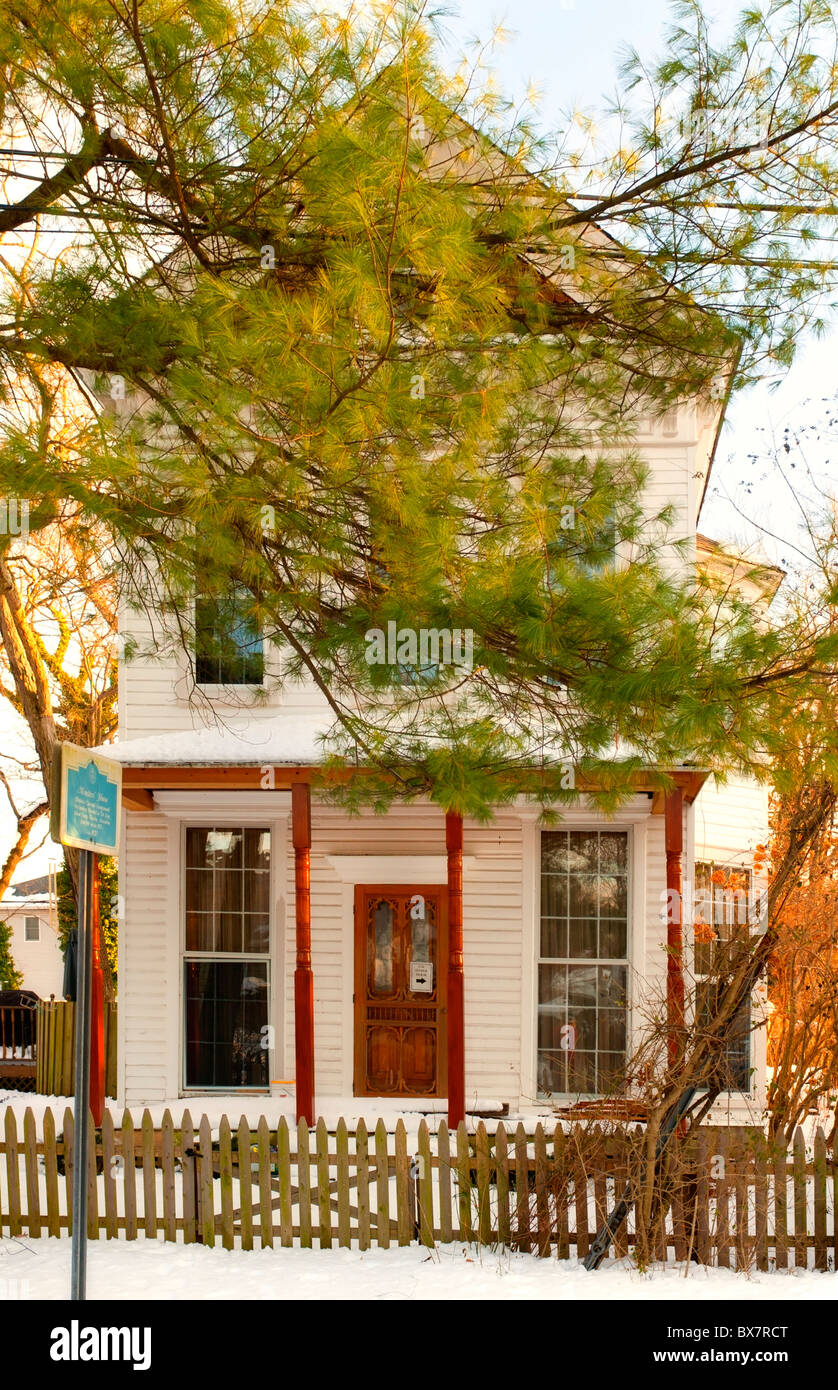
4 0 838 886
434 0 838 568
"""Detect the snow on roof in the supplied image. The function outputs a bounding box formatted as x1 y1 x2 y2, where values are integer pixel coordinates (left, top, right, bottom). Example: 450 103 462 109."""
7 874 50 898
93 718 711 786
94 713 336 766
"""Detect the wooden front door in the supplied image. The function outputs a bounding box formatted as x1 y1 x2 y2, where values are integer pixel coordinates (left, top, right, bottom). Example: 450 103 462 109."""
353 885 448 1097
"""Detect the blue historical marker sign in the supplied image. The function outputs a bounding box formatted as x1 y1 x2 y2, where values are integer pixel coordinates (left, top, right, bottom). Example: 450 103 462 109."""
58 744 122 855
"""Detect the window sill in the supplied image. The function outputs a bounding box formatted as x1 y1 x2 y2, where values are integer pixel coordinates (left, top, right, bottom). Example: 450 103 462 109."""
180 1088 271 1097
194 683 266 694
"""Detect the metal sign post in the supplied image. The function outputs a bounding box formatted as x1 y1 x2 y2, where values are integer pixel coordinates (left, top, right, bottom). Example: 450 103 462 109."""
70 849 95 1301
52 743 122 1303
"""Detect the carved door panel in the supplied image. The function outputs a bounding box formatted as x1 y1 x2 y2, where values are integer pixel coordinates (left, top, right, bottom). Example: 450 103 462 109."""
353 885 447 1097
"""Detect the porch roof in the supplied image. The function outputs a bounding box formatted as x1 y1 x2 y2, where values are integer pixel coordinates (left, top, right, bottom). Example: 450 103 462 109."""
99 721 710 811
100 713 331 767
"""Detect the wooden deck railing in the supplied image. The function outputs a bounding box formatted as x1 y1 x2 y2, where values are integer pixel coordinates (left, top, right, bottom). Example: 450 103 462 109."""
0 1002 38 1089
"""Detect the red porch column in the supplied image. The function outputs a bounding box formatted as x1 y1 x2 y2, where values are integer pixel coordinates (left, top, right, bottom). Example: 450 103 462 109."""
292 783 315 1124
664 788 685 1069
446 810 465 1128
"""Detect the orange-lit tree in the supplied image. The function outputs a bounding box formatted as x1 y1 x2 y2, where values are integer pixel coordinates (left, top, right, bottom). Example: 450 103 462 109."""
766 790 838 1144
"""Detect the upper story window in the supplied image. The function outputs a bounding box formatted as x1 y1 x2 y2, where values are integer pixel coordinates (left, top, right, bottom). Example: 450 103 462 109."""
195 585 264 686
24 916 40 941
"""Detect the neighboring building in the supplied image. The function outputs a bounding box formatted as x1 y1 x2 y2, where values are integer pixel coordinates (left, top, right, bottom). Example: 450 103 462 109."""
100 402 781 1128
0 874 64 1000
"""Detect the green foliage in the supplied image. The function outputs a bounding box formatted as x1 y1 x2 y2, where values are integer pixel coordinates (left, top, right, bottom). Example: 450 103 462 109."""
0 920 23 990
56 857 118 990
2 3 838 811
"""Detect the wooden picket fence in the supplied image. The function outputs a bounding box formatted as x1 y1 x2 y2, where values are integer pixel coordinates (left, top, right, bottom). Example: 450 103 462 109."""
0 1108 835 1265
35 1001 118 1098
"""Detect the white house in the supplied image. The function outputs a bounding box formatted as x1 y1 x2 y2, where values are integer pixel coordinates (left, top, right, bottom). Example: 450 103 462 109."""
0 875 64 999
98 397 780 1130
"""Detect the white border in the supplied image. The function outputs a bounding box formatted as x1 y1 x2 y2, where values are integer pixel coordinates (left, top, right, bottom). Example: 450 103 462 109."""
522 803 652 1108
145 799 290 1099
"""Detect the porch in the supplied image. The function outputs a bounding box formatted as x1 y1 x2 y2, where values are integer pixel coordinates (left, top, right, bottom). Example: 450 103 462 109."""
115 746 707 1126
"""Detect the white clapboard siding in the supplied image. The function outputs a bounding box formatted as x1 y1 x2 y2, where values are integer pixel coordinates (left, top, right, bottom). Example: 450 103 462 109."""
1 907 64 998
118 600 324 740
120 812 173 1105
692 773 769 865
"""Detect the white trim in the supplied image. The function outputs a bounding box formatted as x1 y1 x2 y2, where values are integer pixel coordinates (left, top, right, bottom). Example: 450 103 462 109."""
187 591 282 700
174 814 289 1098
531 820 638 1102
323 854 476 884
166 817 180 1100
628 819 647 1057
273 818 288 1098
339 882 354 1095
687 845 764 1108
116 807 128 1107
154 790 292 816
519 817 538 1106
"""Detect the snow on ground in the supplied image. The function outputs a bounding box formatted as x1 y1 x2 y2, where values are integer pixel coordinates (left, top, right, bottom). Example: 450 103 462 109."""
0 1236 835 1301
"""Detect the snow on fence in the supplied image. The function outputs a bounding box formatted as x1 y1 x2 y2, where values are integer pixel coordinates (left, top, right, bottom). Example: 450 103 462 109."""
0 1108 835 1267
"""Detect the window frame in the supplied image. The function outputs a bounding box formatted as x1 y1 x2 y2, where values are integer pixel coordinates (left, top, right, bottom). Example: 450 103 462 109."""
24 915 40 942
180 823 274 1094
193 585 265 689
537 827 632 1100
691 858 755 1096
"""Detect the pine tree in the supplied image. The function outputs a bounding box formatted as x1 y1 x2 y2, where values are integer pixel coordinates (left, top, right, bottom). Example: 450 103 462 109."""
3 2 838 810
0 919 22 990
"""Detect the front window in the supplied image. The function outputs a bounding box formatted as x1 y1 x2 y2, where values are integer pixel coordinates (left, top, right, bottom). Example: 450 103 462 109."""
693 861 752 1091
183 826 270 1089
195 585 264 685
538 830 629 1096
24 916 40 941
